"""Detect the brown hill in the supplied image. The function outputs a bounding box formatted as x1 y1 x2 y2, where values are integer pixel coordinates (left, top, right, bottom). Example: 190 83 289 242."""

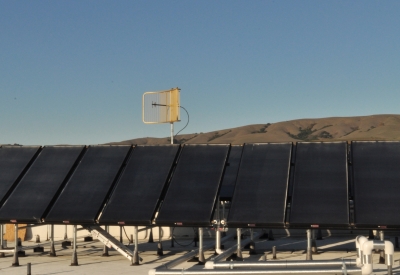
108 114 400 145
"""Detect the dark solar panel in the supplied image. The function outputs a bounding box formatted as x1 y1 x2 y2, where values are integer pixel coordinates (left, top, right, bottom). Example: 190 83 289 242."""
44 146 131 224
219 145 243 201
289 142 349 228
99 145 180 225
0 146 40 205
227 143 292 228
155 144 229 227
352 141 400 229
0 146 84 223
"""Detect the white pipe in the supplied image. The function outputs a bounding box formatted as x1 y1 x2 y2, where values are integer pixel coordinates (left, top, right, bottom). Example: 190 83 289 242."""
355 235 368 267
361 240 374 275
361 240 386 275
149 268 362 274
209 259 357 269
385 240 394 275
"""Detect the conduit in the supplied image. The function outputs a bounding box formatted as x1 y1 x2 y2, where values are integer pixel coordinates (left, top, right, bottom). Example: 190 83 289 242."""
361 240 394 275
207 259 357 269
149 268 361 274
355 235 368 267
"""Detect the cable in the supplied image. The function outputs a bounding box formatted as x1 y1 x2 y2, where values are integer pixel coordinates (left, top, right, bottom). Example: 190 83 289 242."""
174 106 189 138
122 226 132 244
172 227 197 247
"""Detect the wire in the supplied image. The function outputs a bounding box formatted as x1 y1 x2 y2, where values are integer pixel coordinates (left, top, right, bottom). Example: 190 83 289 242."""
122 226 132 244
172 227 197 247
174 106 189 138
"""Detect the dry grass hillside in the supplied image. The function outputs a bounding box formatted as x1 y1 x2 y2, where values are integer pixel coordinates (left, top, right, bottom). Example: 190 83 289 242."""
109 114 400 145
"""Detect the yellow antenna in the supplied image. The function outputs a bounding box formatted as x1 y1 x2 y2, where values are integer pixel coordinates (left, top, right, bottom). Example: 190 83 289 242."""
143 87 181 144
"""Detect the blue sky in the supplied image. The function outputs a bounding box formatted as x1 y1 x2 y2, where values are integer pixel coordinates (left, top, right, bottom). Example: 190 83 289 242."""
1 1 399 145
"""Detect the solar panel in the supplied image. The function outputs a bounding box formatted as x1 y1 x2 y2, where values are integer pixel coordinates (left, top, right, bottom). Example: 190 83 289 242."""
155 144 229 227
0 146 84 223
0 146 40 206
227 143 292 228
99 145 180 225
44 146 131 224
289 142 349 228
219 145 243 201
352 141 400 229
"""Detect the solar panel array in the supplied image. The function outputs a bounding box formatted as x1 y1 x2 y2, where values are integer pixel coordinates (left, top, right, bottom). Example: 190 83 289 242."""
0 141 399 229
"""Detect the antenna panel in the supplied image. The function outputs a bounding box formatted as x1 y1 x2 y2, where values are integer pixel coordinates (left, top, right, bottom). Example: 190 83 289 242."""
142 88 180 124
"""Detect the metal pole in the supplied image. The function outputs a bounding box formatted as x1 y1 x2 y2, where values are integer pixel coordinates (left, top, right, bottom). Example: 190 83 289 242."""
311 229 317 254
215 199 222 254
120 226 123 243
171 123 174 144
64 225 68 240
236 228 242 259
379 231 385 264
148 226 154 243
222 202 226 237
249 228 256 255
272 246 277 259
27 262 31 275
12 224 19 266
131 226 140 265
157 227 163 256
50 224 56 257
70 225 78 266
102 225 109 257
306 229 313 260
198 227 205 264
0 224 4 257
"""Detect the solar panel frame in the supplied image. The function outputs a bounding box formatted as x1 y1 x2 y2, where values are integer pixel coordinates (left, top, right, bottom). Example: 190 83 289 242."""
288 142 349 228
0 146 40 207
155 144 230 227
99 145 180 225
227 143 292 228
0 146 85 223
352 141 400 229
44 145 132 224
219 145 244 201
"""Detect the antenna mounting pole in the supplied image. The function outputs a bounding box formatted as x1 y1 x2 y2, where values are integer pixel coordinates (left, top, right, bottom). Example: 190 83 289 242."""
170 123 174 144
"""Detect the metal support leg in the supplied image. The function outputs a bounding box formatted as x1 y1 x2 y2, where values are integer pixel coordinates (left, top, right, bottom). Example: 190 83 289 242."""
148 226 154 243
64 225 68 240
131 226 140 265
120 226 123 243
311 229 318 254
198 227 205 265
102 225 109 257
316 228 323 240
249 228 256 255
0 224 4 258
157 227 163 256
221 201 226 237
236 228 243 260
379 230 385 264
49 224 56 257
306 229 313 260
70 225 78 266
215 229 222 254
12 224 19 267
268 229 274 241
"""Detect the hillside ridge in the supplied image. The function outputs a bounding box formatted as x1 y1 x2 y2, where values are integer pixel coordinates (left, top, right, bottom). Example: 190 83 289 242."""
108 114 400 145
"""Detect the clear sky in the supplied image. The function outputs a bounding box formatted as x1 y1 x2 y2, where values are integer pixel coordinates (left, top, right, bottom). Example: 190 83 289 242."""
1 1 399 145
